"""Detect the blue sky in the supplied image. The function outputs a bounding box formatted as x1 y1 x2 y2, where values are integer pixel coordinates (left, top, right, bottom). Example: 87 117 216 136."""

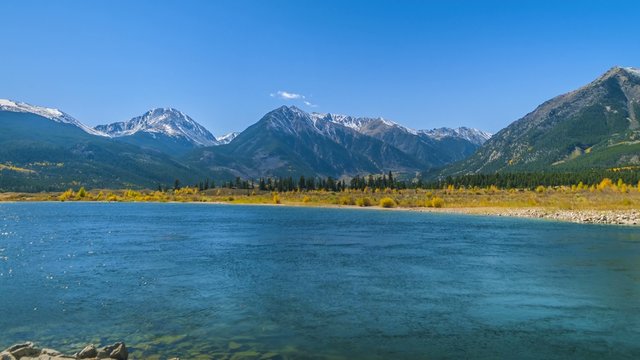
1 0 639 136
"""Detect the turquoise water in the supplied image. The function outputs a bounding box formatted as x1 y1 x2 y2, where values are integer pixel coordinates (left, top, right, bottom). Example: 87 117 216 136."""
1 203 640 359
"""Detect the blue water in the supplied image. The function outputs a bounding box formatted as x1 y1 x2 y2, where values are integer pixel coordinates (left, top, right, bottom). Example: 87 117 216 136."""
1 203 640 359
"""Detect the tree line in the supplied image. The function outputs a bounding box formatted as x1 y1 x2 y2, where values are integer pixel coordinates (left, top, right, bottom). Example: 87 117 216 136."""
173 168 640 192
425 169 640 189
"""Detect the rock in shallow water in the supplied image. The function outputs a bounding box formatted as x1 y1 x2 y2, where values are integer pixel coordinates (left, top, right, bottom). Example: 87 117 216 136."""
77 345 97 359
2 342 127 360
107 343 127 360
7 343 39 358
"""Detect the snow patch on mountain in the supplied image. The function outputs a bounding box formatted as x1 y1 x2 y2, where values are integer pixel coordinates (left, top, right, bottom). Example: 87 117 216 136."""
419 127 492 145
217 132 239 144
624 67 640 77
0 99 107 136
308 108 492 145
310 112 418 135
96 108 218 146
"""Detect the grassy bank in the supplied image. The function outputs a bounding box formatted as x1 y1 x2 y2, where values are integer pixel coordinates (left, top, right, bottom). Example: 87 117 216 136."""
1 182 640 212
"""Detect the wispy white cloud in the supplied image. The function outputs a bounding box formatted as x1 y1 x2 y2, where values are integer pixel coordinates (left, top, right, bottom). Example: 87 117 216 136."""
270 90 318 107
270 90 304 100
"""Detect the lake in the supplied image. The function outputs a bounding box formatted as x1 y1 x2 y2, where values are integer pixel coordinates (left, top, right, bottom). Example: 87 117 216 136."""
1 202 639 359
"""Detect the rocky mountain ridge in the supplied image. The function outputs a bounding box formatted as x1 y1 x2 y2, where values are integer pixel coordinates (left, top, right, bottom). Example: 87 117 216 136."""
442 66 640 175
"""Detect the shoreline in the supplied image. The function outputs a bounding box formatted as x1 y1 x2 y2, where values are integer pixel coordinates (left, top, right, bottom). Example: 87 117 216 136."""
220 202 640 226
2 199 639 226
408 206 640 226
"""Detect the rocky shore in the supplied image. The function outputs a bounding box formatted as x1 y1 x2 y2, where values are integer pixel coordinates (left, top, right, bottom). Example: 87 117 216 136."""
498 208 640 225
0 342 174 360
433 207 640 225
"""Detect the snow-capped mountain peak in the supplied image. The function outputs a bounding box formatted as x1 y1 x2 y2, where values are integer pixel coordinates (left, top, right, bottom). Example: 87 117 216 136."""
0 99 107 136
95 108 218 146
217 131 239 144
419 127 492 145
310 112 418 135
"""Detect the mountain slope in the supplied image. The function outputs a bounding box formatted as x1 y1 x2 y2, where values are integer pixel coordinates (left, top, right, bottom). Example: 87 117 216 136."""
96 108 218 155
0 110 205 191
0 99 107 136
310 112 489 169
420 127 491 146
443 66 640 175
186 106 490 179
186 106 424 179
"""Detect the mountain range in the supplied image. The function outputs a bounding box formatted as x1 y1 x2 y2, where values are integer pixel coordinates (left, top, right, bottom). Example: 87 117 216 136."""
187 106 490 180
0 98 488 191
2 66 638 191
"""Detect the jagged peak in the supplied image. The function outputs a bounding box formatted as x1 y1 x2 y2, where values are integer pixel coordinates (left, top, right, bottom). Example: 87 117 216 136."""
141 107 191 120
95 107 218 146
268 105 309 118
309 111 412 133
596 66 640 81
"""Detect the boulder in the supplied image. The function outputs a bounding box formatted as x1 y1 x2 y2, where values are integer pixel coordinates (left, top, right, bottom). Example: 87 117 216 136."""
96 345 112 359
5 343 32 353
7 343 40 358
2 342 128 360
77 345 97 359
108 343 127 360
95 343 127 360
15 356 74 360
0 351 17 360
